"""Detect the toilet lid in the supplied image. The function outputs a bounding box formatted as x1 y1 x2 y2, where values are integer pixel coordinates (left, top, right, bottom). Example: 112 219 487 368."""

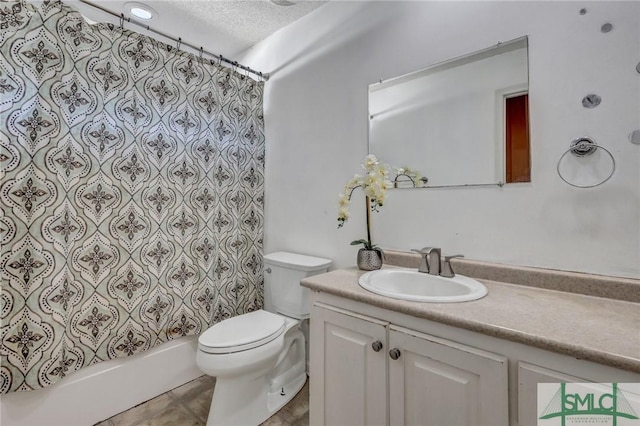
198 310 286 354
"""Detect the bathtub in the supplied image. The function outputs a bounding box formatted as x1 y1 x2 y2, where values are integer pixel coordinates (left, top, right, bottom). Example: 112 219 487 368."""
1 336 202 426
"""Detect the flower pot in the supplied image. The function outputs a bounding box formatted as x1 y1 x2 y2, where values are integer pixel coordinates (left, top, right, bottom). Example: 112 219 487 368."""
357 248 383 271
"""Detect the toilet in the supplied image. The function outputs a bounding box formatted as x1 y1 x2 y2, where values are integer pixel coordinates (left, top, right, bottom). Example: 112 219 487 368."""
196 252 332 426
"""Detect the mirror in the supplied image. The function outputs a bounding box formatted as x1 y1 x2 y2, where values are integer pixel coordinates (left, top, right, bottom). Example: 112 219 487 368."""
368 37 530 188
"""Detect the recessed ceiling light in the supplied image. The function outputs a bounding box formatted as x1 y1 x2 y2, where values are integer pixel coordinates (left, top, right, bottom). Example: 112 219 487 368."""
126 2 156 20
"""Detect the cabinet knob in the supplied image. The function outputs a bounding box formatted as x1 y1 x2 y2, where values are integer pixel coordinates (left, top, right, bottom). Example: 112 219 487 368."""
371 341 383 352
389 348 401 360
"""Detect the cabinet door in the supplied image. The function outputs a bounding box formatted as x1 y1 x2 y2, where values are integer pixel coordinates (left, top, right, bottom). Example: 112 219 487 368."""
388 325 509 426
309 303 388 426
518 362 586 426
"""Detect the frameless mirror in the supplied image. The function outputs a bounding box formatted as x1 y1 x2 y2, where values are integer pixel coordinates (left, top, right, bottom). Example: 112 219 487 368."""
368 37 530 188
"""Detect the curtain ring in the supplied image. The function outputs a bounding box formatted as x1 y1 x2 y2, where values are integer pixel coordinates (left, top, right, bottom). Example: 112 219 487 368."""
218 55 224 66
176 37 182 50
199 47 203 59
119 13 124 29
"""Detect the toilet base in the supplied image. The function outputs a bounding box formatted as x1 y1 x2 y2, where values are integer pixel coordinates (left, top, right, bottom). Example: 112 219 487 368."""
266 372 307 419
206 371 306 426
203 323 307 426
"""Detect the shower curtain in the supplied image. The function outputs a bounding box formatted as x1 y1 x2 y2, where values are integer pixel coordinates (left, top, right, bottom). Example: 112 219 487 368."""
0 0 265 393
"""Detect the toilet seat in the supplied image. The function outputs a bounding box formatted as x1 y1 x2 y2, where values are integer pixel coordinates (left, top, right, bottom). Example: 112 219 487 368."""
199 310 286 354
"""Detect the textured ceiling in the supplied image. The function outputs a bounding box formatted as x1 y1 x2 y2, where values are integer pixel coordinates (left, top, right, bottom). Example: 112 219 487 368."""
70 0 327 58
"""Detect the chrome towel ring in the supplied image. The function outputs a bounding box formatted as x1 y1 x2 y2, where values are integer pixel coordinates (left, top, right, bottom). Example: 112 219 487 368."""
557 137 616 188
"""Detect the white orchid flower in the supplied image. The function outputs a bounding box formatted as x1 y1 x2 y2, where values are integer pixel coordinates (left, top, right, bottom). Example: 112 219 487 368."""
338 155 392 238
363 154 378 171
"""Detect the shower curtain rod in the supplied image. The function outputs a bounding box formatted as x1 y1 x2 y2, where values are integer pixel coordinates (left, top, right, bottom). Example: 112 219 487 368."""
77 0 269 81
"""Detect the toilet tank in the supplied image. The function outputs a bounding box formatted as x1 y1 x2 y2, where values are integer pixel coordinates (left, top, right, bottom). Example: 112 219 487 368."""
263 252 332 319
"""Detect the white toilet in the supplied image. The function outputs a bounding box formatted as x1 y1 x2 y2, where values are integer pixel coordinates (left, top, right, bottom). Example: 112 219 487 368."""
196 252 331 426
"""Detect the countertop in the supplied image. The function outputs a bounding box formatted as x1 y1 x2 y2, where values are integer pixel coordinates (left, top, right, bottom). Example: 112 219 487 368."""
301 266 640 373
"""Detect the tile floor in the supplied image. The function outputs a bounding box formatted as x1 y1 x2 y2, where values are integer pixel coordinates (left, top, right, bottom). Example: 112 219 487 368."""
95 375 309 426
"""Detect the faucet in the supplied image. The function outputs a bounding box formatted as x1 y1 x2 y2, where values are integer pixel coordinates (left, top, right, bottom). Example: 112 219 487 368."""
412 249 464 277
411 247 441 275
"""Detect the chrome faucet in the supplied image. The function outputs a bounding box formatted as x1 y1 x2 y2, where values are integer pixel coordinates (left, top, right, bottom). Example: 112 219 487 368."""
411 247 441 275
426 248 441 276
412 248 464 277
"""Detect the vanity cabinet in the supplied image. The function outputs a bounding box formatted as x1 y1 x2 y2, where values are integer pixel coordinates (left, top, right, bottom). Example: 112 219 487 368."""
388 325 508 425
310 303 509 426
309 303 387 426
517 362 586 426
304 270 640 426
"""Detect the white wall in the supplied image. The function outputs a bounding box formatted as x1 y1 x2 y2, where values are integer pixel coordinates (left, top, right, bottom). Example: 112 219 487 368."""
240 1 640 279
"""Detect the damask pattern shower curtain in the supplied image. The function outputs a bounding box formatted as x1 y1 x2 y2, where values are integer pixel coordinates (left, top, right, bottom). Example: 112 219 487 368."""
0 0 265 393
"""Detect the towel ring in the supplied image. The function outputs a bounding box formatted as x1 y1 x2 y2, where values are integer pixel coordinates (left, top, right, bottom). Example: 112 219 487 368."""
557 137 615 188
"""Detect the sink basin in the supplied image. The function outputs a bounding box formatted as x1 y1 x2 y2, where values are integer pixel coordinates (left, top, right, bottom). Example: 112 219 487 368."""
358 269 488 303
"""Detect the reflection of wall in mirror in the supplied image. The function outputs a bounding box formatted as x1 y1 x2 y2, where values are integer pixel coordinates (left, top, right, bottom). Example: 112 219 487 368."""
369 46 528 186
371 93 495 185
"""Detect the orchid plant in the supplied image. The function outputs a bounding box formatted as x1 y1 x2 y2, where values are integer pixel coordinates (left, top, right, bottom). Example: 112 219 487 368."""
337 154 392 252
394 166 427 188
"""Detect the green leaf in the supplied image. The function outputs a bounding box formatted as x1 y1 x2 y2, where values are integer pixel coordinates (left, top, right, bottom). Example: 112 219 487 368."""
350 239 369 246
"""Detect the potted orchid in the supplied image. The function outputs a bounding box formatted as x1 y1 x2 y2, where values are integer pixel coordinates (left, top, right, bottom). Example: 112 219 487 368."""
338 154 392 270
